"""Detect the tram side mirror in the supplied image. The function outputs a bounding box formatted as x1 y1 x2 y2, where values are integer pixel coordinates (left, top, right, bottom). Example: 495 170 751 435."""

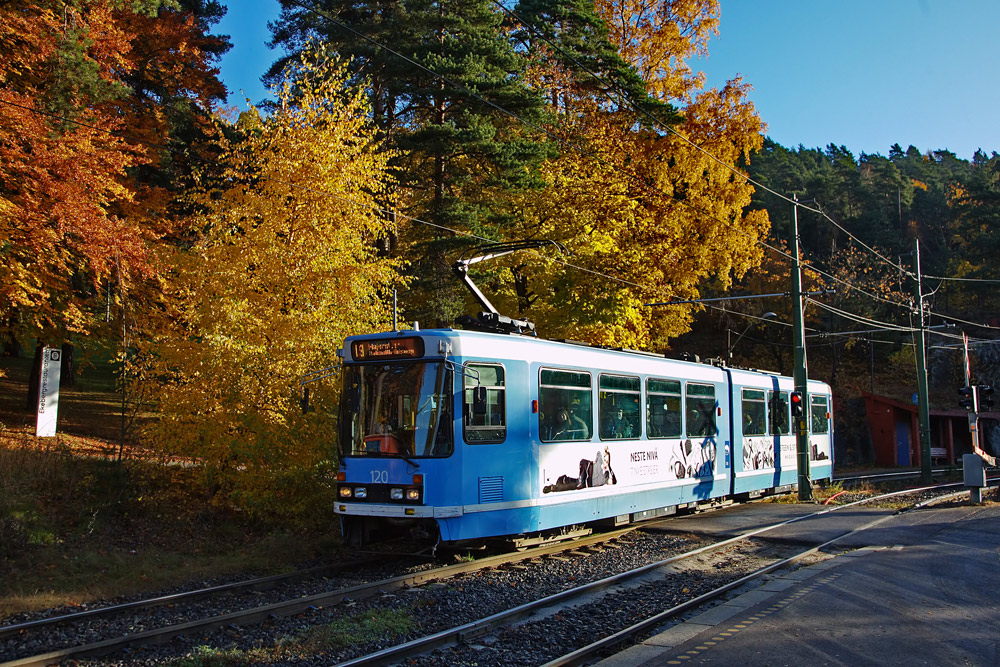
472 386 488 415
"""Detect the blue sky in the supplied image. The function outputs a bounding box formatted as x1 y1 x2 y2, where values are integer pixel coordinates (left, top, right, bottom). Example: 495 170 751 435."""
216 0 1000 159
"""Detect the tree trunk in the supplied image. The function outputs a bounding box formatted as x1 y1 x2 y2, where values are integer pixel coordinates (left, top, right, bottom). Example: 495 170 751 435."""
828 341 841 388
60 342 76 387
2 327 22 357
25 342 43 412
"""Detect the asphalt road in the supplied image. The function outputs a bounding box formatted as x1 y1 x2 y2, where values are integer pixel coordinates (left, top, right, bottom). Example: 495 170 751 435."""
600 501 1000 666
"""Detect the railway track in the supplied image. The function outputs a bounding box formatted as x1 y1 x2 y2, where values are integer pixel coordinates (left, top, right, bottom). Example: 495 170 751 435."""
0 558 384 643
0 528 642 666
541 486 982 667
335 482 976 666
1 480 989 666
833 467 958 486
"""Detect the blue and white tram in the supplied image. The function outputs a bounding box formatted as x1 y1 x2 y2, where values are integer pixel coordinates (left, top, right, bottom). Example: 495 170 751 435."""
335 328 833 546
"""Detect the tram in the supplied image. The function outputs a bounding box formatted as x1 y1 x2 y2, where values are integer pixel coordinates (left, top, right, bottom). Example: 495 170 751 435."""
334 327 833 547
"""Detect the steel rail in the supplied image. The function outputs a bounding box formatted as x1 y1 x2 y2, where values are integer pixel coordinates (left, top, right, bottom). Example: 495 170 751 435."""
0 559 380 641
542 505 910 666
6 479 988 666
544 480 999 666
335 480 982 667
834 467 956 485
1 527 637 667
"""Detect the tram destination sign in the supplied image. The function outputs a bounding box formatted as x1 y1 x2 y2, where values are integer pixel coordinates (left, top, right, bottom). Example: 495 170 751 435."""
351 337 425 361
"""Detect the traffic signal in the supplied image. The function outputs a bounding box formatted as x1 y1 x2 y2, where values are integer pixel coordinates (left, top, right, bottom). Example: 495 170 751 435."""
790 391 803 417
979 384 994 411
959 386 975 411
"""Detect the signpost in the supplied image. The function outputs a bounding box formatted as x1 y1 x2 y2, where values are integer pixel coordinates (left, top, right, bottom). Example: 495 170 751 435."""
960 333 996 467
35 347 62 437
790 196 812 501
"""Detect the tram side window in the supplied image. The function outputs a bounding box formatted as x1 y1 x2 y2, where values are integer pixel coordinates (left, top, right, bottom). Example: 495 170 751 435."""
769 391 790 435
741 389 767 436
464 363 506 444
686 383 717 437
810 395 830 434
599 374 640 439
647 378 682 438
539 369 592 442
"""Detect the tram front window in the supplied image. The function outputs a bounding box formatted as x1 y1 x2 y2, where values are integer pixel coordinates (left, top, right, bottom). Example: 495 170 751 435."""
340 362 454 458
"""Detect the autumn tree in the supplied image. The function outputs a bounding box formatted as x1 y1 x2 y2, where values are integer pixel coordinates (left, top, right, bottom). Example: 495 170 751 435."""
1 2 147 355
475 0 766 350
942 151 1000 321
495 85 767 349
596 0 719 103
0 0 228 394
269 0 550 326
115 0 230 209
139 53 402 517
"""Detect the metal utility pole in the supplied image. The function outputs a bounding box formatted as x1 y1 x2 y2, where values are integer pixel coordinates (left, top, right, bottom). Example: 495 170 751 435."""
791 196 812 501
913 239 933 483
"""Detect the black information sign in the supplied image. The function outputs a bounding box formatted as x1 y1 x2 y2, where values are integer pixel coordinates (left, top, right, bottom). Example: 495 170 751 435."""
351 337 425 361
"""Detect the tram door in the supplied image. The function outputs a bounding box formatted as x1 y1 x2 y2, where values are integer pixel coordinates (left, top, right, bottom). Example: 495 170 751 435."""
460 362 526 510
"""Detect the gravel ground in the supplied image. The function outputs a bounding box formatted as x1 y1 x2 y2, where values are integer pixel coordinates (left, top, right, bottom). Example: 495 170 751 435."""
8 530 702 666
409 541 775 667
0 556 441 662
11 488 965 666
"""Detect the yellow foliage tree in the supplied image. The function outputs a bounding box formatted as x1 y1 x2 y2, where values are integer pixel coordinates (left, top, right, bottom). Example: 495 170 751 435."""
502 90 766 350
139 53 402 518
496 0 767 351
595 0 720 103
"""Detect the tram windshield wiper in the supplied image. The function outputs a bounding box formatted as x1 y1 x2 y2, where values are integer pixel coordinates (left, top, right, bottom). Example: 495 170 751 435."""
382 452 420 468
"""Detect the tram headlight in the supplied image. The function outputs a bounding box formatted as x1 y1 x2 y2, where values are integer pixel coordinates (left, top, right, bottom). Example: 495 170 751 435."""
390 488 404 500
406 488 421 501
338 486 352 498
354 487 367 499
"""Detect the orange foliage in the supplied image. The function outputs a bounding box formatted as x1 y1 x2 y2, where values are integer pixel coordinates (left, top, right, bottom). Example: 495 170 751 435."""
0 0 226 341
504 0 767 350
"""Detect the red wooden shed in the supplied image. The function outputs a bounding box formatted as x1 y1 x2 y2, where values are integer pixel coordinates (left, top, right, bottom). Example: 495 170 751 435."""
862 392 997 467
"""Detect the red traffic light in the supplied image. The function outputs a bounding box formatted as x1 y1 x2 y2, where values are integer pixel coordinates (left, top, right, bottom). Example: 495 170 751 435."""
959 386 975 411
790 391 803 417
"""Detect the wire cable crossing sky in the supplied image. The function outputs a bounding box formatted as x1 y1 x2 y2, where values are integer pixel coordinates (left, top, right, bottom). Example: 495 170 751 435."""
211 0 1000 339
217 0 1000 161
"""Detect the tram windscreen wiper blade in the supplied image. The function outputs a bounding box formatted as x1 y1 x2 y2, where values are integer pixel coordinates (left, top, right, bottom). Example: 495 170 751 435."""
383 452 420 468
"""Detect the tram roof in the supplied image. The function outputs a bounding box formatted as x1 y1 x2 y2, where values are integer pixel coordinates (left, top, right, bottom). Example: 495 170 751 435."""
343 328 831 393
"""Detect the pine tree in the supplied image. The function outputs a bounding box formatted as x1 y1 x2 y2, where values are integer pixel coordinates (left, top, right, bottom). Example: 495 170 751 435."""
269 0 550 325
511 0 677 122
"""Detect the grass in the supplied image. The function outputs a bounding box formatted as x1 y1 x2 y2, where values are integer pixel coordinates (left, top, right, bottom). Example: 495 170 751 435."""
293 608 417 652
0 353 343 620
162 608 418 666
0 433 342 617
0 353 132 446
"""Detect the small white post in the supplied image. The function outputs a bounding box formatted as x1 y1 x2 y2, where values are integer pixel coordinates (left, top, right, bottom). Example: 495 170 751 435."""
35 347 62 437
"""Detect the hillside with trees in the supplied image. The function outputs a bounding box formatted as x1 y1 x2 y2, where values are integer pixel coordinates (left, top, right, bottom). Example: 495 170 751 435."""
675 140 1000 462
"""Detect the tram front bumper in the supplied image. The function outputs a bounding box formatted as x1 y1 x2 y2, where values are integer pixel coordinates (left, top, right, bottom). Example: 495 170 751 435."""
334 503 462 518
